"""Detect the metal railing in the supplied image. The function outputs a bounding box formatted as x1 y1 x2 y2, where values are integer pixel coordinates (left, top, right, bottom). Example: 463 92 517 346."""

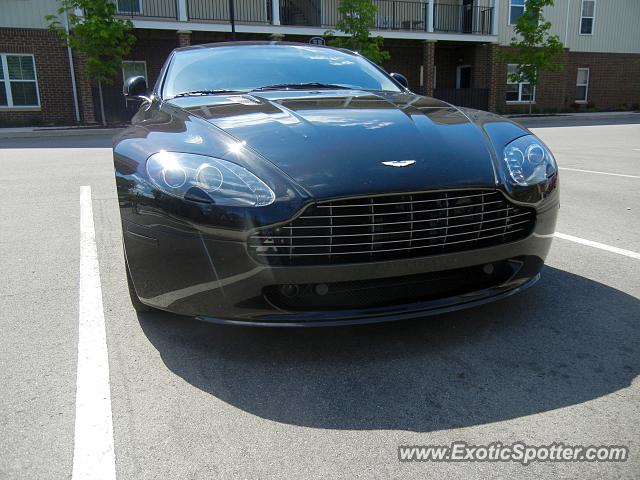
279 1 492 34
113 0 178 19
188 0 272 23
433 3 492 35
112 0 494 35
372 0 427 31
289 0 427 31
280 0 322 26
433 88 489 110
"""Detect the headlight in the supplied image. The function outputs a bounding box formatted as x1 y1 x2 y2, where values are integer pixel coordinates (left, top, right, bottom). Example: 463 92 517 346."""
146 151 275 207
503 135 557 186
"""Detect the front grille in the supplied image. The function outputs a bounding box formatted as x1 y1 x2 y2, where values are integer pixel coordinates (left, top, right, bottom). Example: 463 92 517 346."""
249 190 536 266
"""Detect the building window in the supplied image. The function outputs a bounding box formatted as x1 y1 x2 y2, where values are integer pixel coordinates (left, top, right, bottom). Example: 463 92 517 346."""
575 68 589 103
122 60 147 83
506 64 535 103
509 0 526 25
580 0 596 34
0 54 40 108
0 62 6 106
116 0 142 14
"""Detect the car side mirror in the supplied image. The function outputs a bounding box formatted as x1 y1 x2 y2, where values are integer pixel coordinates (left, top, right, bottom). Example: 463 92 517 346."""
124 76 148 99
390 72 409 90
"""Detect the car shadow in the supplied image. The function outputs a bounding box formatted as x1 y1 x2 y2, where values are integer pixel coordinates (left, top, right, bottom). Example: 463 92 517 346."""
137 266 639 432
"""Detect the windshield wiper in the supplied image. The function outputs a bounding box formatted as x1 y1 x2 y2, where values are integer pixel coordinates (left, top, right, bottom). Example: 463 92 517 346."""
170 89 243 98
250 82 354 92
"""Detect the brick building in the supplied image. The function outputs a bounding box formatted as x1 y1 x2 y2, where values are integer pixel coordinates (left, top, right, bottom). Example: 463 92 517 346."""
1 0 639 126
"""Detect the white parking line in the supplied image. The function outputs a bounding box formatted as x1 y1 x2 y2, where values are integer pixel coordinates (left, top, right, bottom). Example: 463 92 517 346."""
555 232 640 260
73 186 116 480
559 167 640 179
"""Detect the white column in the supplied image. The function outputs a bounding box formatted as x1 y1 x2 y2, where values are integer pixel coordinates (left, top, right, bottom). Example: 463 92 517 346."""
491 0 499 35
272 0 281 25
427 0 434 32
178 0 188 21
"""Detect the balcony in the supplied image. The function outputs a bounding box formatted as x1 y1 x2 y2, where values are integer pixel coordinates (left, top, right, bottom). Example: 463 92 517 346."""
188 0 273 23
114 0 495 36
433 2 493 34
114 0 179 18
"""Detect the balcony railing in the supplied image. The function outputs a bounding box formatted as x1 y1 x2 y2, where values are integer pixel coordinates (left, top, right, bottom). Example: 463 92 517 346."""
113 0 178 18
372 0 428 31
318 0 427 30
188 0 272 23
280 0 322 26
114 0 494 35
433 3 492 35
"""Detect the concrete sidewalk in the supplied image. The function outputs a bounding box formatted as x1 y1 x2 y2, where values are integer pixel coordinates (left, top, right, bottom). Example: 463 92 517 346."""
0 125 123 140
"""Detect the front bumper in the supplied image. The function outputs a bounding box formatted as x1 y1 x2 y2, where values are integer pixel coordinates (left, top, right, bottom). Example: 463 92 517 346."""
123 195 557 326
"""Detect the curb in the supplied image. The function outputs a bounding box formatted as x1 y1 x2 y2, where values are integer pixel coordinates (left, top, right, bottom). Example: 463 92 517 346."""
0 127 124 140
505 112 639 121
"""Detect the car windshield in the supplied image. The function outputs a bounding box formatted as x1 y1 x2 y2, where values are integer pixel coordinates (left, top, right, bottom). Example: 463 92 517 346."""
163 44 401 98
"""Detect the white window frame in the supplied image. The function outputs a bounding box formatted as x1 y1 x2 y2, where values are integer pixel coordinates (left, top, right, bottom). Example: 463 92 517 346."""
0 53 40 110
508 0 526 26
116 0 143 15
122 60 148 84
579 0 596 35
506 64 536 104
575 67 589 103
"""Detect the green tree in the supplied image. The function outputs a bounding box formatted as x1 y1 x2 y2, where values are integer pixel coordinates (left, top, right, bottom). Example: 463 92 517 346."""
325 0 389 65
500 0 564 114
47 0 136 125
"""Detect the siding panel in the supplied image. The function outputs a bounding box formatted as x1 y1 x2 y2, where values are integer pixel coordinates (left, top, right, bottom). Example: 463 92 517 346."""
0 0 61 29
499 0 640 54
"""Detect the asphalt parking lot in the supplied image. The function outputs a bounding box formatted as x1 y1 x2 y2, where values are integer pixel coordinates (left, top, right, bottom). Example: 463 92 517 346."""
1 116 639 479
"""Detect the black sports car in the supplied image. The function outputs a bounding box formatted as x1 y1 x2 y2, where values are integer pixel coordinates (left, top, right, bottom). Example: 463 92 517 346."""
114 42 559 326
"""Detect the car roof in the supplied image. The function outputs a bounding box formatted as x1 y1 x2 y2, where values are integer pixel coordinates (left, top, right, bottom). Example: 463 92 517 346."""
173 41 356 55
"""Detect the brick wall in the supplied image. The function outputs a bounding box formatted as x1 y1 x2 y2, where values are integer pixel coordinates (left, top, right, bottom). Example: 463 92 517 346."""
177 31 191 48
495 47 640 113
565 52 640 111
434 44 477 90
0 28 77 127
126 29 178 89
382 41 423 91
73 51 96 124
472 43 499 111
97 29 179 124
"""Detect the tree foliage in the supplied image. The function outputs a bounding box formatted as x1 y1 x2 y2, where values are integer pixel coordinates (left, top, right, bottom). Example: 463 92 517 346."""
325 0 389 65
500 0 564 110
47 0 136 85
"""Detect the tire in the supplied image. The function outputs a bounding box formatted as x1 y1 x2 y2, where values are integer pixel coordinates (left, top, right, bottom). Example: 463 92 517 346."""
125 261 153 313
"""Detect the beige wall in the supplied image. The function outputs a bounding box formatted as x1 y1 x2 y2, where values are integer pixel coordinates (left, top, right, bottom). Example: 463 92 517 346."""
499 0 640 54
0 0 62 29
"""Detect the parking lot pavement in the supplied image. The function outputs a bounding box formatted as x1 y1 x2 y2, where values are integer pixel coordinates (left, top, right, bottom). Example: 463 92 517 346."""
1 118 639 479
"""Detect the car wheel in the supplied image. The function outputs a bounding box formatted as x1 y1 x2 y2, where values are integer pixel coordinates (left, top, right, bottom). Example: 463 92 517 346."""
125 261 153 313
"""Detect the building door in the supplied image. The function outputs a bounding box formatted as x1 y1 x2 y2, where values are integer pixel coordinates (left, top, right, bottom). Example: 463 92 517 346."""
462 0 474 33
456 65 471 89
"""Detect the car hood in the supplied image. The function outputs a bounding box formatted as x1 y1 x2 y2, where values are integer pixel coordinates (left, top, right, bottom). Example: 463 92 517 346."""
169 91 498 198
